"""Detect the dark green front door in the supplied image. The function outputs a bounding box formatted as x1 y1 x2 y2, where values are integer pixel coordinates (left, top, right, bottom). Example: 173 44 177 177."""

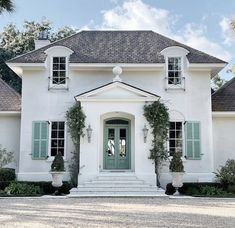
104 120 130 170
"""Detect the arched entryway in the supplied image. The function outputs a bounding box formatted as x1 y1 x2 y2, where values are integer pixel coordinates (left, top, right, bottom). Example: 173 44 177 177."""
103 118 131 170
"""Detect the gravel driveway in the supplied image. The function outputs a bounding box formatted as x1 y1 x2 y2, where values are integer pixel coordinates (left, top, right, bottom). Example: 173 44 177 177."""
0 197 234 227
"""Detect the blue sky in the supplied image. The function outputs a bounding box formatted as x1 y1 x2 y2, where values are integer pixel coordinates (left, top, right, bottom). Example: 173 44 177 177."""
1 0 235 79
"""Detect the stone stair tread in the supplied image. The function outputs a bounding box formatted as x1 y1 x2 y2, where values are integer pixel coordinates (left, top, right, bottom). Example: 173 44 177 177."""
69 174 166 197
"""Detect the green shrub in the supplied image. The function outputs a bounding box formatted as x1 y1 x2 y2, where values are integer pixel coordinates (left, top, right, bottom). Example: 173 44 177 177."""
0 145 14 168
5 182 42 196
0 181 72 196
165 182 223 195
198 185 226 196
0 181 12 190
51 152 65 172
227 185 235 194
0 168 16 181
169 152 184 172
214 159 235 186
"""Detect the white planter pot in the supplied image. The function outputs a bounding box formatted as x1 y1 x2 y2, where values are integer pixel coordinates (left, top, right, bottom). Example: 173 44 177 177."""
50 172 65 188
171 172 184 188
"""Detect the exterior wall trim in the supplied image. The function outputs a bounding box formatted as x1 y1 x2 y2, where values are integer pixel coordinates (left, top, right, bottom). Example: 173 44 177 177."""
0 111 21 116
212 111 235 117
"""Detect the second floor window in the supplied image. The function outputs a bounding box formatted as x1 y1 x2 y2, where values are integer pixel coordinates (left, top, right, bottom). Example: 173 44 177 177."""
168 57 182 85
169 121 183 156
52 57 66 85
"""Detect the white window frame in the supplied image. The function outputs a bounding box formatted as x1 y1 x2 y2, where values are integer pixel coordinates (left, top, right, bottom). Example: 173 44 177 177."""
47 120 67 160
165 56 186 91
167 57 183 85
168 121 185 157
49 56 69 90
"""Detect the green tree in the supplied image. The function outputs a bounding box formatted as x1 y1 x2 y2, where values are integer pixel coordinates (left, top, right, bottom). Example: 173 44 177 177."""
143 101 169 187
0 0 14 14
66 102 86 187
0 20 78 93
211 74 227 91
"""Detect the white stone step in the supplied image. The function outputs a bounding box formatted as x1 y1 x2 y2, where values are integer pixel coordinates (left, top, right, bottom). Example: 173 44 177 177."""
80 183 151 187
86 180 145 184
69 174 167 197
96 176 138 181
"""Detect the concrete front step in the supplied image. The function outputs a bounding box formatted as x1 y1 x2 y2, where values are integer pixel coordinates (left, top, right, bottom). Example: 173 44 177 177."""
86 180 145 184
69 174 167 197
76 187 164 192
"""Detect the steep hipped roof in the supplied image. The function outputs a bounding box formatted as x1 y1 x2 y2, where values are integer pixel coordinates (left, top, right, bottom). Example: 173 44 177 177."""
212 77 235 111
0 78 21 111
8 30 226 64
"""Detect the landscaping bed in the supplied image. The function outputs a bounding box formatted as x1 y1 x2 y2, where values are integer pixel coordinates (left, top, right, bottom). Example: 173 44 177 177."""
0 181 72 197
165 182 235 197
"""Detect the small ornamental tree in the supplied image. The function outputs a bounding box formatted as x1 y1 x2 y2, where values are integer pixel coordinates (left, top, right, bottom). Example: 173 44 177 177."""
143 100 169 187
66 102 86 186
169 151 184 172
51 152 65 172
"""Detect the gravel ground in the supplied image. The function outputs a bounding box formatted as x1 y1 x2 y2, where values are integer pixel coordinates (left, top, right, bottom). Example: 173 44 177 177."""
0 197 235 228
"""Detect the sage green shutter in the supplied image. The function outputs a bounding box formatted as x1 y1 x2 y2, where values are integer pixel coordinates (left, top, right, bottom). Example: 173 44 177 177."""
185 121 201 159
32 121 49 159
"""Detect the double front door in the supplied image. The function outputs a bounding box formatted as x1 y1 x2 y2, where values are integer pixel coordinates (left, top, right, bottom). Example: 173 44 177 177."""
104 120 130 170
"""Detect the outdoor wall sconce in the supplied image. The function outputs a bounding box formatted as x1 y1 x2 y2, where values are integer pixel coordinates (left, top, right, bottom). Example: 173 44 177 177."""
142 124 149 143
86 125 92 143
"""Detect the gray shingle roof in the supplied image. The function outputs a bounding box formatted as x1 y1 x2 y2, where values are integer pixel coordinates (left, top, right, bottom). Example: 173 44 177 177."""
0 78 21 111
212 77 235 111
8 30 226 64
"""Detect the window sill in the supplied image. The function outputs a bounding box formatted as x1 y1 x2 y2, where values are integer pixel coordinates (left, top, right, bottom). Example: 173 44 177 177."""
45 157 68 163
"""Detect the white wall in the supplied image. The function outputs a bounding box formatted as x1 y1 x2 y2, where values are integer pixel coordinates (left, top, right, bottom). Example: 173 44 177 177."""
18 62 214 187
0 114 21 171
213 116 235 170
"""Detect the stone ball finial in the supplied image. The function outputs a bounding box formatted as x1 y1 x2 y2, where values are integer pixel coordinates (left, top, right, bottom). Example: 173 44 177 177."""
112 66 122 76
112 66 123 82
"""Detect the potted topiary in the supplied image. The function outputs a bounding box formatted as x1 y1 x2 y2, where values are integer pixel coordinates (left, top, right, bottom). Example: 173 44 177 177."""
50 152 65 195
169 151 184 196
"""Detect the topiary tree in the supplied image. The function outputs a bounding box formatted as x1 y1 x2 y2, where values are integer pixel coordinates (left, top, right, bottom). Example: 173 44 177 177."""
143 100 169 187
51 152 65 172
66 102 86 187
169 151 184 172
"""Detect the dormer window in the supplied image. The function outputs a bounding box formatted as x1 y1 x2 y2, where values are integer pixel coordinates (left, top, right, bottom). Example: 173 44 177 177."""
168 57 182 85
52 57 67 85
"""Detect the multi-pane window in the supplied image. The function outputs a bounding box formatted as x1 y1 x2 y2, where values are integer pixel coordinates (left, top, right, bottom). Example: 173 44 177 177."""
169 122 183 156
52 57 66 85
168 57 182 85
51 121 65 156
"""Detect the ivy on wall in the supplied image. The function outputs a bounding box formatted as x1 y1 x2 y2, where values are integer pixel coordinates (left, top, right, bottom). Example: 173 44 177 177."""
143 100 169 187
66 102 86 187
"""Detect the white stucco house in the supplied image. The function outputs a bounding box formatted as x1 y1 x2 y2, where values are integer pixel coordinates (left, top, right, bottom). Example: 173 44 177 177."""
1 30 233 195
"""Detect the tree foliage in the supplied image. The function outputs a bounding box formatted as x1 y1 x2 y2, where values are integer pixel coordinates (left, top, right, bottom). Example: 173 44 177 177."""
169 151 184 172
211 74 227 91
0 0 14 14
65 102 86 186
0 144 14 168
0 20 78 93
143 100 169 187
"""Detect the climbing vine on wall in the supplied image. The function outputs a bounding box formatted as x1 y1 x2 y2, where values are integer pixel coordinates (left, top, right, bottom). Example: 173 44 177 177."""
66 101 86 187
143 100 169 187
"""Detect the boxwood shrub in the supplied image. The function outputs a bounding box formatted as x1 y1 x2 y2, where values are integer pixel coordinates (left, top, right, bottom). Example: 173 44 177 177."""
0 168 16 181
165 182 223 195
0 181 72 195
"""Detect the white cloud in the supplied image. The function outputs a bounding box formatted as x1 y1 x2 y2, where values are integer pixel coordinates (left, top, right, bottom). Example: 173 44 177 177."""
219 17 235 46
173 24 231 61
100 0 176 35
83 0 231 61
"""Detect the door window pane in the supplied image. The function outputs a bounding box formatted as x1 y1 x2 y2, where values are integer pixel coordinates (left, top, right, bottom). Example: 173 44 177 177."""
107 129 115 156
119 129 126 157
